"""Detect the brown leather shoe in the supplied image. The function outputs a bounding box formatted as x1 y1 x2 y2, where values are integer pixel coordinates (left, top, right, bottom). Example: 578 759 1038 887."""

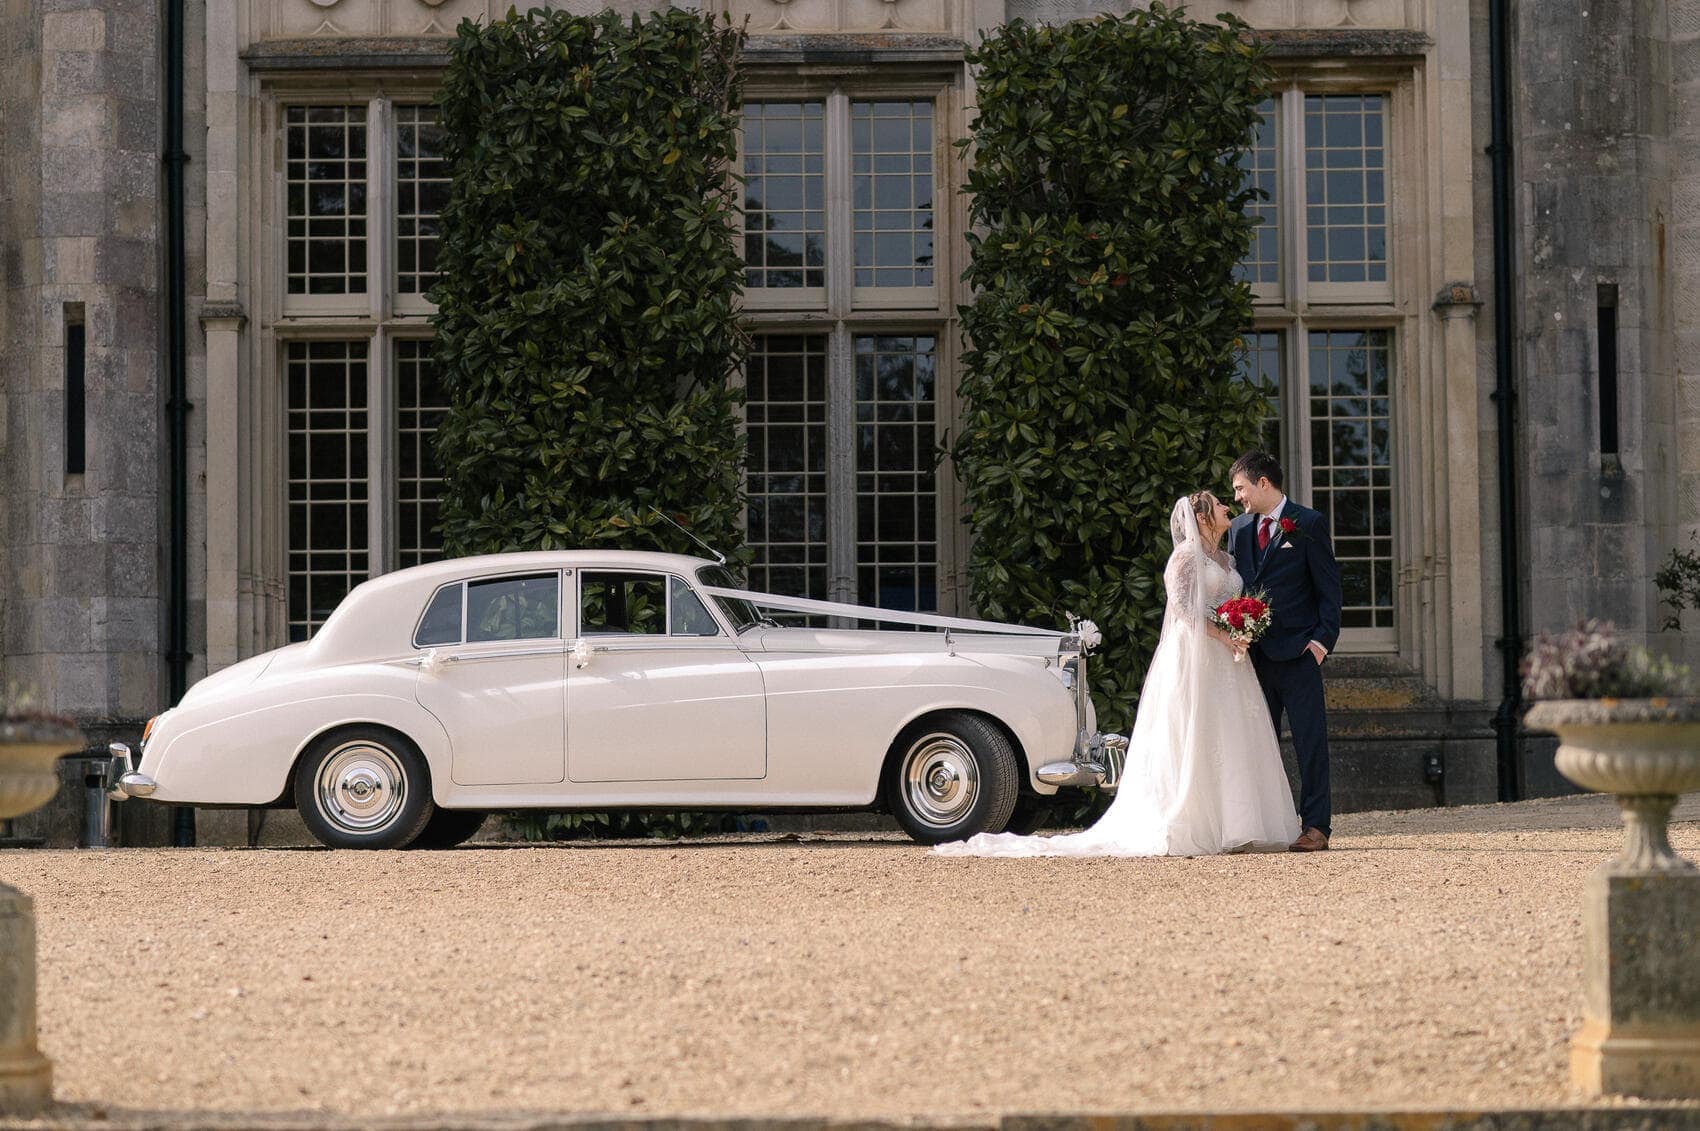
1289 827 1330 852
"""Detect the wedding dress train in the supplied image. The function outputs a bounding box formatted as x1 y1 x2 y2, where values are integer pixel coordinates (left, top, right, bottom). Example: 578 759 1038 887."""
933 497 1300 858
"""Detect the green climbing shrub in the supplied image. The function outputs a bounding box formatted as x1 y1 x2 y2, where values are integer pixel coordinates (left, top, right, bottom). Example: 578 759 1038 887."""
432 7 751 839
953 4 1274 737
432 7 749 563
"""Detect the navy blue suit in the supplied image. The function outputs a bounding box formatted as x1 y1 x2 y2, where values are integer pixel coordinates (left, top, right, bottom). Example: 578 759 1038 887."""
1229 501 1342 836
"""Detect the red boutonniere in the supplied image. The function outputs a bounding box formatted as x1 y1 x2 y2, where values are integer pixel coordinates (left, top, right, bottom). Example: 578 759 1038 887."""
1276 516 1309 542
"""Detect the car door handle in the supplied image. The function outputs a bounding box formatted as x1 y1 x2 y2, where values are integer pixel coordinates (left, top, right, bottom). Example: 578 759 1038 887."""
411 645 563 669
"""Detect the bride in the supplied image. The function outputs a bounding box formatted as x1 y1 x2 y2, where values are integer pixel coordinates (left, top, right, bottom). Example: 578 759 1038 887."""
934 492 1300 858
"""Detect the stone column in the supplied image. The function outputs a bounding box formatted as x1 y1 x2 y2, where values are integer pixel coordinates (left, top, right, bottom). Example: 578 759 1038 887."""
0 888 52 1112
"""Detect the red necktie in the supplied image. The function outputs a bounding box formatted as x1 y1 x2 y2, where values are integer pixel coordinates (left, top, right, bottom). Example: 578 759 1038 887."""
1257 516 1273 552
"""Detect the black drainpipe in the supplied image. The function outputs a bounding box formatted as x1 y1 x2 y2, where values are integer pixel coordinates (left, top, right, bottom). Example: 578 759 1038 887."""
1487 0 1523 803
165 0 196 845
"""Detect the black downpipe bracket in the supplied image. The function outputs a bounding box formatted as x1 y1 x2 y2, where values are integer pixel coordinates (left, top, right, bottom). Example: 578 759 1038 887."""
1487 0 1523 802
165 0 195 845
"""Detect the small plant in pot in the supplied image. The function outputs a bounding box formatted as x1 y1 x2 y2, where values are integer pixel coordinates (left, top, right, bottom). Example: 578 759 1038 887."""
1523 620 1700 873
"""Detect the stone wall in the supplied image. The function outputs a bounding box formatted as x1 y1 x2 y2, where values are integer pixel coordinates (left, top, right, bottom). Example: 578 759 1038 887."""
1513 0 1683 654
0 0 165 725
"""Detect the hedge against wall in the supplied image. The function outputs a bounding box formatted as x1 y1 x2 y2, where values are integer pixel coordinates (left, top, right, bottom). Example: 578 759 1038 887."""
953 5 1274 734
431 8 749 562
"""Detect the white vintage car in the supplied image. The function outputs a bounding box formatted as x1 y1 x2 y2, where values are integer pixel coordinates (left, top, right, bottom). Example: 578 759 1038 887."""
111 551 1123 848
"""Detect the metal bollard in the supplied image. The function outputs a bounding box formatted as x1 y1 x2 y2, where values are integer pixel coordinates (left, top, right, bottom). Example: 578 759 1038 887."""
74 750 125 848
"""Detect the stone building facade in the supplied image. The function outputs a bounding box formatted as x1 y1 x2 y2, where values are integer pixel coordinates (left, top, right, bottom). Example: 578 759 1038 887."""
1 0 1692 843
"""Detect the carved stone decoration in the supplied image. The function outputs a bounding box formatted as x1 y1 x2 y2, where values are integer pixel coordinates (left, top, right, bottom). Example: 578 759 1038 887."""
417 0 447 10
768 0 794 32
880 0 901 30
307 0 341 10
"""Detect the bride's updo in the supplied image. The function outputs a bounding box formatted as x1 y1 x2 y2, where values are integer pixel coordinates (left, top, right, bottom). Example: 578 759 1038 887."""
1188 489 1217 521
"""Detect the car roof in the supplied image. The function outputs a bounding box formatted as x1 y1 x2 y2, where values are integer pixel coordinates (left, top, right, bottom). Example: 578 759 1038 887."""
357 550 723 596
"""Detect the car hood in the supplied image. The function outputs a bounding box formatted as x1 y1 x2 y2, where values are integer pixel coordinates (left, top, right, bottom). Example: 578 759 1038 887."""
741 626 1065 657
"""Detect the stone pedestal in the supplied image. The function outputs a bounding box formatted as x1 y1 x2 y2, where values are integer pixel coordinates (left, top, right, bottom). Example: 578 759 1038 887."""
1574 868 1700 1098
0 884 52 1113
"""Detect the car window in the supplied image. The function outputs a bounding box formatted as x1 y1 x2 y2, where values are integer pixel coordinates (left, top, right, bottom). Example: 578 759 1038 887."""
669 577 721 637
466 574 560 642
414 583 463 646
695 565 760 631
580 572 665 635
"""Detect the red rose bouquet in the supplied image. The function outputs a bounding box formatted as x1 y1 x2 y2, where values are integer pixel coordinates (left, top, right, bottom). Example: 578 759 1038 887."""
1211 592 1275 663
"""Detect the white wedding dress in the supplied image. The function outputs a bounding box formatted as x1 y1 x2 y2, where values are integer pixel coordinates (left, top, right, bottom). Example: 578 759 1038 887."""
933 497 1301 858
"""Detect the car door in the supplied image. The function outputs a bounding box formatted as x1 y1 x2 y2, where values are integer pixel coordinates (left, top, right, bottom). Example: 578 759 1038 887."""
566 571 767 782
414 571 568 786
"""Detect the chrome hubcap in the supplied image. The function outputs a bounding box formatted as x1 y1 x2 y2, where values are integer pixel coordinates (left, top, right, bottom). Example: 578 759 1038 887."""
902 733 979 829
315 741 407 833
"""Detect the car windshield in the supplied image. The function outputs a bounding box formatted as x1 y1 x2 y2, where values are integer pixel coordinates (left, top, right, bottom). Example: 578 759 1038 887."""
695 566 763 632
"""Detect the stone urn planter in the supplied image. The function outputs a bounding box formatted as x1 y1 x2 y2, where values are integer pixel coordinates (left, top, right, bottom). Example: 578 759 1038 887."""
1524 696 1700 1099
0 716 83 1113
1526 697 1700 872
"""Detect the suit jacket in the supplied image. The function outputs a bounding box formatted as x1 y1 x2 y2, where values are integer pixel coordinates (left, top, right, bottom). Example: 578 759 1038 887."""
1229 501 1343 662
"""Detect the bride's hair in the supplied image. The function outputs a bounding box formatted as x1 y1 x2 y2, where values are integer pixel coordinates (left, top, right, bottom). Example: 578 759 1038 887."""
1187 489 1217 519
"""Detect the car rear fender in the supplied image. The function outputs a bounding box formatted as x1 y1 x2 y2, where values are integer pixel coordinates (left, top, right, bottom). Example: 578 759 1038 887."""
139 667 452 806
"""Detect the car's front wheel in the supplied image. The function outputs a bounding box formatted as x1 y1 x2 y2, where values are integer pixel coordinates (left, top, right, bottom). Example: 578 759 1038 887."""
885 712 1019 846
294 727 434 849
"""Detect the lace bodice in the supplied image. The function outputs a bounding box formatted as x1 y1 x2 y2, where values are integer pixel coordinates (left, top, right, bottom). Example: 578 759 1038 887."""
1164 548 1242 620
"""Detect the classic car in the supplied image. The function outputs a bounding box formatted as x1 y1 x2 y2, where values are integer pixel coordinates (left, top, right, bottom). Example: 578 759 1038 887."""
111 551 1124 848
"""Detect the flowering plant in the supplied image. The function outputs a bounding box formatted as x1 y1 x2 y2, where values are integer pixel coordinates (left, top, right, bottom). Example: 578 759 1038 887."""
1211 592 1275 663
1522 619 1694 700
1276 516 1307 542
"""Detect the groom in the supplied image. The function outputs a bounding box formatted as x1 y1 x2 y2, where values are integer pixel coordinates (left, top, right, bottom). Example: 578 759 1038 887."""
1228 451 1342 852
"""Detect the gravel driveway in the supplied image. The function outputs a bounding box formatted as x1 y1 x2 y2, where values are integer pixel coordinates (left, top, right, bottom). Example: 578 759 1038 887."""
2 795 1698 1123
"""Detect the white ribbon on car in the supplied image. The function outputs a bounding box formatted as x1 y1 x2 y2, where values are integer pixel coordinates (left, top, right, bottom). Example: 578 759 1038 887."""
701 586 1101 651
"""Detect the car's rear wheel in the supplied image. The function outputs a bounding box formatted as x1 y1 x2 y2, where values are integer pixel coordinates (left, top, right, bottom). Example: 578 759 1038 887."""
885 712 1019 846
409 807 487 850
294 727 433 850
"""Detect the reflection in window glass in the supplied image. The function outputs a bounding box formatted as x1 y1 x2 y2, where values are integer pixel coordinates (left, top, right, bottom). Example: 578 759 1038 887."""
415 583 462 646
395 105 449 295
1305 94 1388 285
746 336 829 611
852 101 934 288
855 335 937 614
580 572 666 635
396 340 448 568
1233 331 1284 463
1308 330 1393 628
286 340 369 642
1235 99 1279 288
285 106 368 296
742 103 826 289
669 578 721 636
467 574 560 642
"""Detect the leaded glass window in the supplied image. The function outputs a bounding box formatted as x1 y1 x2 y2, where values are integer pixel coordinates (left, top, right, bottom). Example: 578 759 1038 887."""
1236 99 1279 292
1308 329 1394 629
285 106 368 296
745 335 829 603
1305 95 1388 286
852 101 934 290
742 102 827 290
396 339 448 569
395 105 449 295
1234 330 1284 462
287 341 370 641
854 335 937 613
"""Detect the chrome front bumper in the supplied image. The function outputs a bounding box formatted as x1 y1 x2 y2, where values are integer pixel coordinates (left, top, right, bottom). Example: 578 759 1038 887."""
105 743 157 799
1037 732 1127 791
